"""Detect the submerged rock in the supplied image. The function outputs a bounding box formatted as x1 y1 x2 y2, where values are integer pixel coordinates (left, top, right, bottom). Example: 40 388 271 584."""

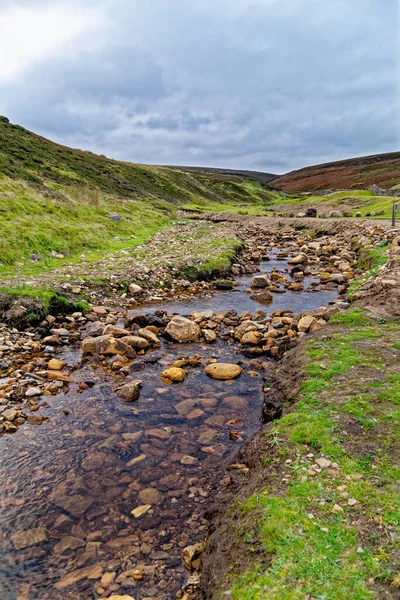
250 290 273 304
115 380 142 402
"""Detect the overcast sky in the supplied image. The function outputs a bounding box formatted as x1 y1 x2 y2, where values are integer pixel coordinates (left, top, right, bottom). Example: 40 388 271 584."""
0 0 398 173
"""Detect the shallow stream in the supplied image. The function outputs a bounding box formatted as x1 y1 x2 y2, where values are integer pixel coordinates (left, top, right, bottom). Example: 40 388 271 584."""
0 256 338 600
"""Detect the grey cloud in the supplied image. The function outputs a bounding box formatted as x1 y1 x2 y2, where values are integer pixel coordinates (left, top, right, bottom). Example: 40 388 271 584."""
0 0 398 172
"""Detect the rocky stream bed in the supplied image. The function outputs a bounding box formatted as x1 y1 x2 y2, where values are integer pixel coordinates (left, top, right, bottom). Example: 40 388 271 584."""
0 217 396 600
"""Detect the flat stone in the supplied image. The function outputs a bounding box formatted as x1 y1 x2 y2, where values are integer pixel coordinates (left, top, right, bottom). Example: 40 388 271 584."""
251 274 271 288
46 370 73 382
96 337 136 358
202 329 217 342
186 408 204 420
131 504 151 518
137 328 160 346
11 527 48 550
138 488 161 504
47 359 65 370
120 336 149 350
27 415 45 425
2 408 17 421
180 455 199 465
174 399 197 416
288 253 307 264
249 290 273 304
241 331 262 345
297 315 317 333
103 324 131 337
127 454 146 466
81 334 113 353
100 571 117 587
55 565 103 590
53 535 85 554
128 283 142 294
25 387 42 397
122 431 142 442
53 494 94 518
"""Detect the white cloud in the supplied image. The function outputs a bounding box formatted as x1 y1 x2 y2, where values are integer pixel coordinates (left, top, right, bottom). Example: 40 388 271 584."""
0 2 104 83
0 0 398 171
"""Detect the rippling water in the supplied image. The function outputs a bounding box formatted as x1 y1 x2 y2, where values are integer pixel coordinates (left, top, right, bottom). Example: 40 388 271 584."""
0 257 338 600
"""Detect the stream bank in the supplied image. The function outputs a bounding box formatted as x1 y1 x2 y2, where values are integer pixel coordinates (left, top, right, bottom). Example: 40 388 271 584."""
200 231 400 600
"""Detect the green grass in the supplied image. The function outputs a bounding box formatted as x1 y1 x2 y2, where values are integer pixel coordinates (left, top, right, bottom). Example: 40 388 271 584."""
0 119 279 209
0 285 90 319
0 118 282 278
230 315 400 599
0 176 172 267
182 200 276 215
347 247 389 300
260 189 400 218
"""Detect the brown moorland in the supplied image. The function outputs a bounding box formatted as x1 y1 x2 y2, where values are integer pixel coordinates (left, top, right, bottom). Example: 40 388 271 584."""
271 151 400 192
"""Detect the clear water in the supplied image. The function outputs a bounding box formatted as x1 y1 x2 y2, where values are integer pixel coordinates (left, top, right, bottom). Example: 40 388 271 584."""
0 256 339 599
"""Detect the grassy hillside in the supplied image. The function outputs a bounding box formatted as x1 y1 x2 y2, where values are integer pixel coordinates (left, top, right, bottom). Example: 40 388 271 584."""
272 152 400 192
0 117 278 266
163 164 277 184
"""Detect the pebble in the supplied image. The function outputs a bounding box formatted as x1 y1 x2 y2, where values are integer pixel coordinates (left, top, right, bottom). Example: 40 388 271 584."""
131 504 152 518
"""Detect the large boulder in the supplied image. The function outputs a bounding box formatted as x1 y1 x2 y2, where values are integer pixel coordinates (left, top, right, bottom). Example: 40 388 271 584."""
165 316 201 342
305 207 317 217
297 315 317 332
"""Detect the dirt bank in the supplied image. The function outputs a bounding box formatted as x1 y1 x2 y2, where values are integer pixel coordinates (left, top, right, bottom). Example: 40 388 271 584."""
200 234 400 599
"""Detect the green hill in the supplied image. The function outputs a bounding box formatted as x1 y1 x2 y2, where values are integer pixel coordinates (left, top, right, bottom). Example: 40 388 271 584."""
0 117 277 266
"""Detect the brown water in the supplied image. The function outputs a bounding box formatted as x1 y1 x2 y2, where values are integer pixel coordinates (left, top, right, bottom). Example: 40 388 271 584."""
0 257 339 600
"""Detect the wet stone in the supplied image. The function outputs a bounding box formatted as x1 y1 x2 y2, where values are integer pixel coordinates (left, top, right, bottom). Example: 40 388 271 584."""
0 235 354 597
204 363 242 380
11 527 48 550
53 494 94 518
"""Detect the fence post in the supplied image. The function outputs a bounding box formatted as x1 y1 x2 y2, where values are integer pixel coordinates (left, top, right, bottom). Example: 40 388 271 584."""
392 200 398 227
